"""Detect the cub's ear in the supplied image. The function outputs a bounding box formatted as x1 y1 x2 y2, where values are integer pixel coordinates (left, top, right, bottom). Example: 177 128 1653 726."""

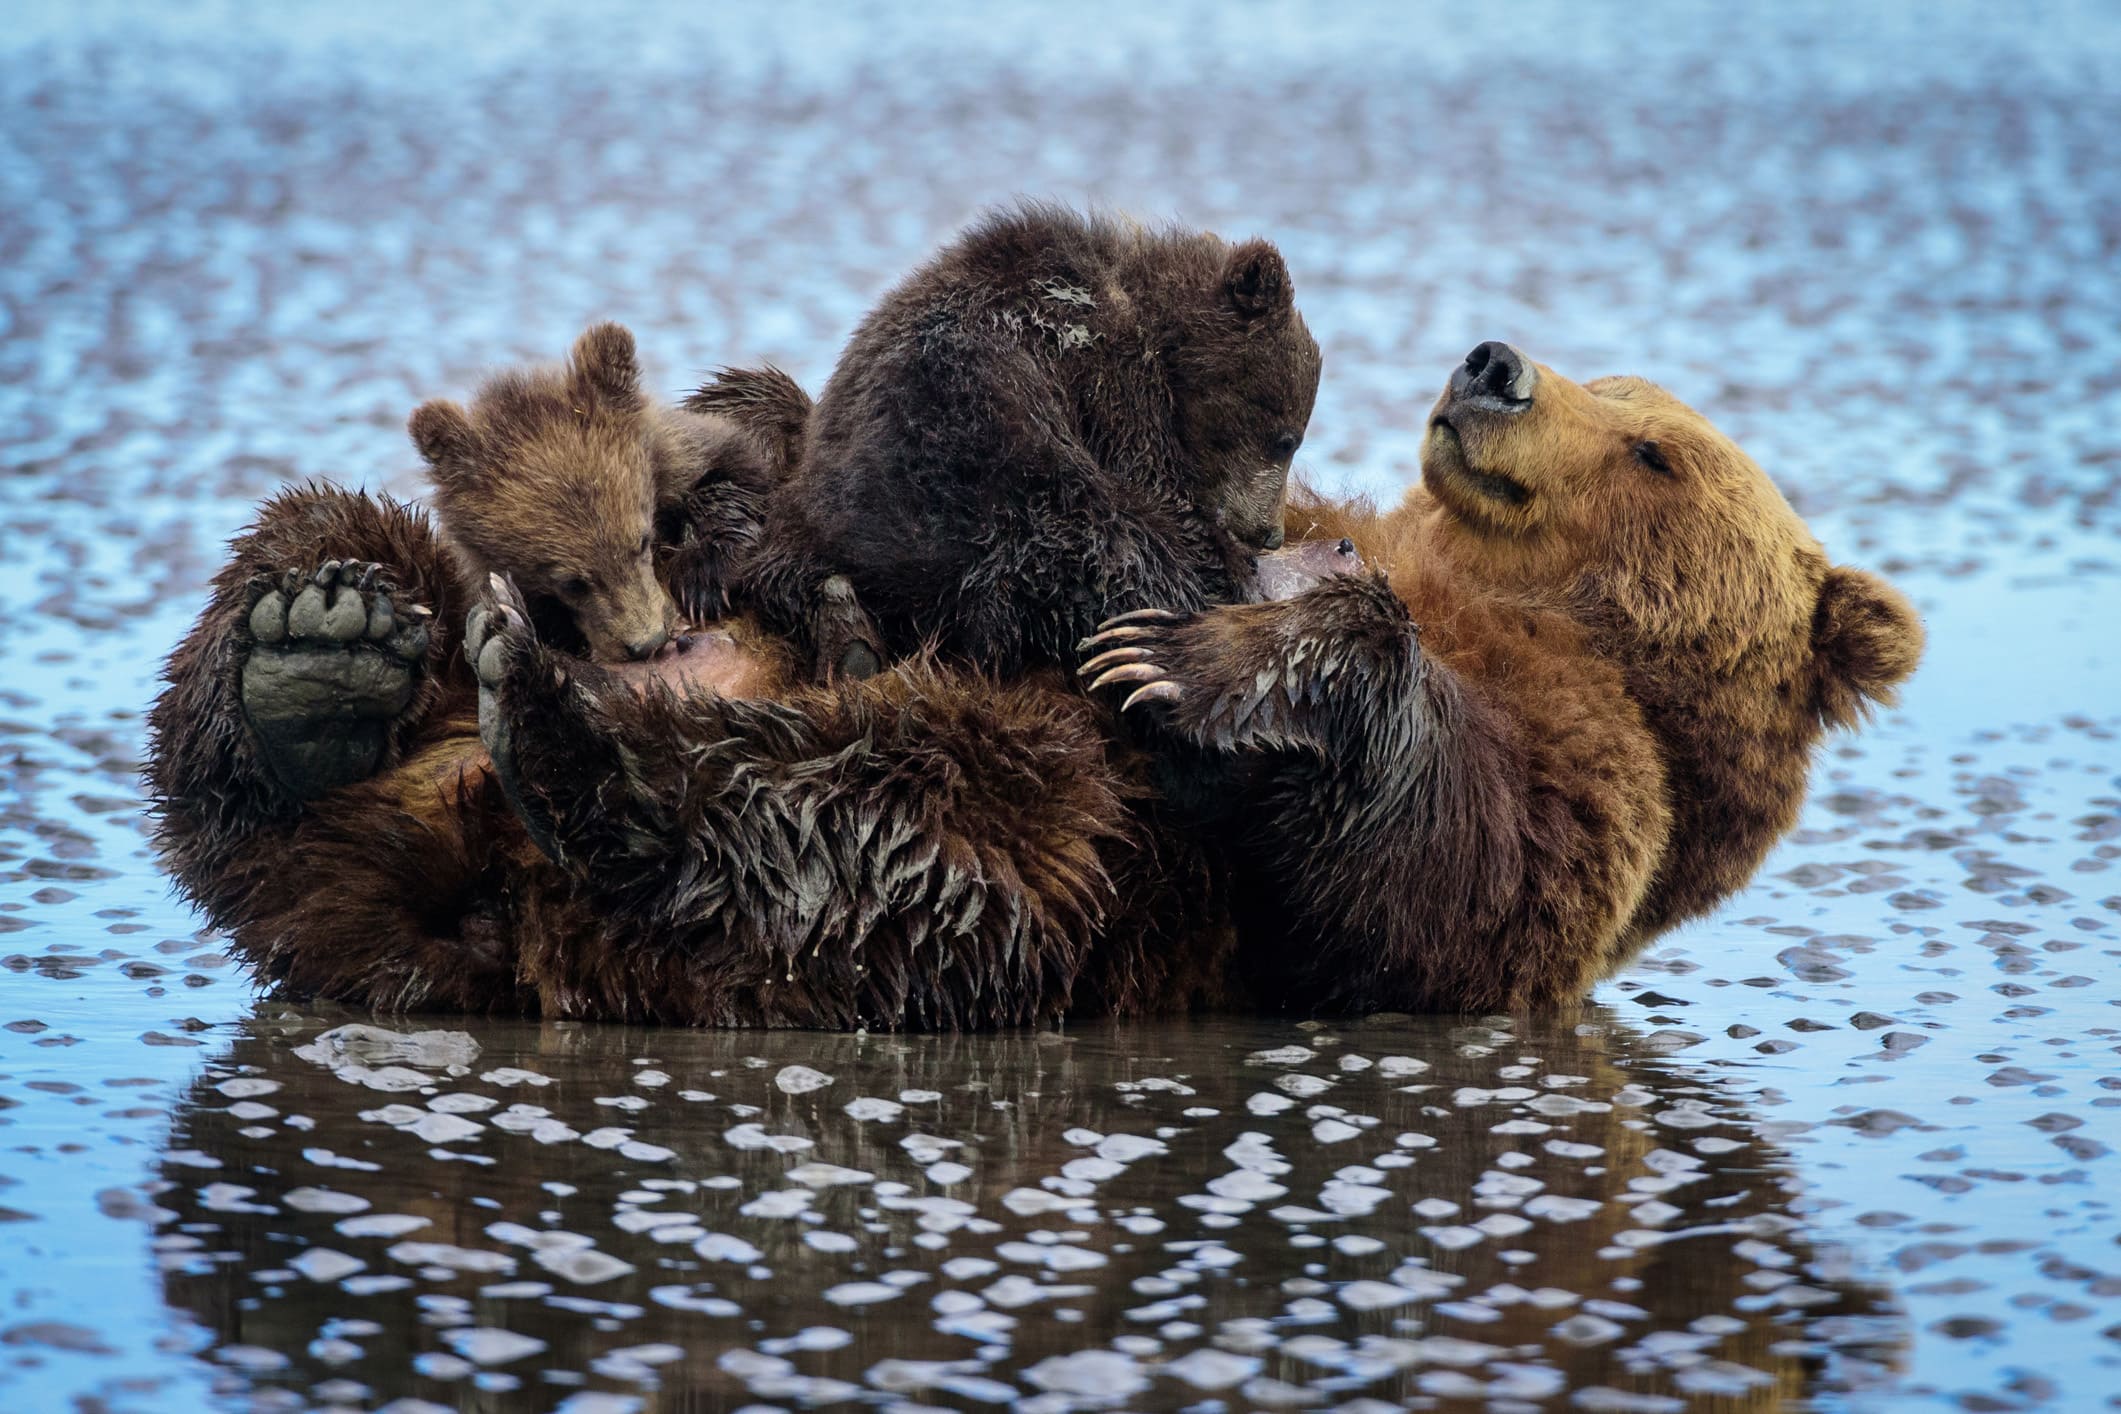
570 321 643 408
1221 239 1293 321
1810 565 1923 729
408 400 480 478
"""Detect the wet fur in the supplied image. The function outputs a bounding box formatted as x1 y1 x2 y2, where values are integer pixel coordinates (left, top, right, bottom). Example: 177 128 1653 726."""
146 485 1219 1027
742 204 1323 675
1097 361 1924 1013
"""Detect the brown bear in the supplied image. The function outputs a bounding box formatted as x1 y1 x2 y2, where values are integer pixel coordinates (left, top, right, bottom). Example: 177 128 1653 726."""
740 203 1324 677
406 321 789 664
145 471 1353 1026
1080 341 1925 1012
144 474 1146 1026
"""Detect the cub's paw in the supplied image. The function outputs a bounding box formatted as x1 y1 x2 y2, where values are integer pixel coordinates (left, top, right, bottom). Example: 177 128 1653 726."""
661 478 769 622
240 562 434 798
813 575 883 682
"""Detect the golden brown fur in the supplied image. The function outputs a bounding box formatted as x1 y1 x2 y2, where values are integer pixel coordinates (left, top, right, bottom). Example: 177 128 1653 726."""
409 323 787 662
1089 344 1925 1011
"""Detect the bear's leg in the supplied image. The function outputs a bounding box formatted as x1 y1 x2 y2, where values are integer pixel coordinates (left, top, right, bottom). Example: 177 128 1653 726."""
147 484 473 922
1079 572 1423 756
661 474 768 623
467 581 1129 1030
218 747 537 1014
1080 572 1626 1015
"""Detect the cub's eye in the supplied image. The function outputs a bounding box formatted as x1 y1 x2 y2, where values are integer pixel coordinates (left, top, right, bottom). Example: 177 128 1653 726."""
1271 431 1302 461
559 577 591 603
1634 441 1675 479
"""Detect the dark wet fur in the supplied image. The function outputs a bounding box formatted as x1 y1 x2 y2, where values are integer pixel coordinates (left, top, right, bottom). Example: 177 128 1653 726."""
683 363 814 482
146 484 1224 1027
742 204 1323 675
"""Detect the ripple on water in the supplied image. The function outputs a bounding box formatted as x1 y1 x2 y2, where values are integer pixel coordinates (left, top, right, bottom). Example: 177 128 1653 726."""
0 1 2117 1410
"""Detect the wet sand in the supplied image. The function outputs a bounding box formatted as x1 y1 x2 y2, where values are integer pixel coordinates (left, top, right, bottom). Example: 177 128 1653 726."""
1 2 2117 1409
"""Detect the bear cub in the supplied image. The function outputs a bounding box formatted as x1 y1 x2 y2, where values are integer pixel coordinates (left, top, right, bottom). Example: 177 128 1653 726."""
741 204 1325 676
406 322 871 680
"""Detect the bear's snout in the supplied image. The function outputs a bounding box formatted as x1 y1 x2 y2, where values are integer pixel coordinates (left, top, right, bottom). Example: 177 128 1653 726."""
622 625 670 662
1448 341 1536 411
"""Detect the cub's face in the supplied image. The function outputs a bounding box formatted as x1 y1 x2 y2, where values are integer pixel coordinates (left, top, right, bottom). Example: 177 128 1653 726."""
487 420 671 663
1168 239 1323 553
412 322 678 663
1420 343 1920 722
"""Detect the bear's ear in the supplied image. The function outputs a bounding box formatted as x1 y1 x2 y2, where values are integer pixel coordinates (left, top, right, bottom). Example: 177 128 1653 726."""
1809 565 1923 730
1221 239 1293 321
408 399 480 479
570 321 643 409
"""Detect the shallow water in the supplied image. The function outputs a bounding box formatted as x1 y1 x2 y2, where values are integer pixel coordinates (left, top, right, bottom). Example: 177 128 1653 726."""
1 2 2117 1409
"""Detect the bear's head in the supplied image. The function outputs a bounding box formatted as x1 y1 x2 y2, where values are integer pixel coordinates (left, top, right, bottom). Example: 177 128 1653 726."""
411 323 679 663
1162 238 1323 554
1419 341 1922 730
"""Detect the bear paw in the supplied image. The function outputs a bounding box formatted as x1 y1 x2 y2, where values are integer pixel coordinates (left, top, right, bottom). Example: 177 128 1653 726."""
240 562 433 799
465 574 566 861
1081 578 1417 754
814 575 884 682
1079 608 1198 708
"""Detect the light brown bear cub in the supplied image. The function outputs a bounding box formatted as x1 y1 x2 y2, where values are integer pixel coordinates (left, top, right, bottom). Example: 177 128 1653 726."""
405 322 823 667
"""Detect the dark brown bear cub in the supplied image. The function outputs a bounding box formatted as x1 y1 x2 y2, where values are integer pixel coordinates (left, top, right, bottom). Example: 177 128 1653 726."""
744 204 1324 676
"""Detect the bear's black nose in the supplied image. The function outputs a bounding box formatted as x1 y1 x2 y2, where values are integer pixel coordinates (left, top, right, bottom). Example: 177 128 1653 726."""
1451 341 1536 408
624 627 670 661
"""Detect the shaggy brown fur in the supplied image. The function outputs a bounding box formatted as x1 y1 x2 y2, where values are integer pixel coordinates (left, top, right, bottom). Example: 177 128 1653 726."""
149 337 1915 1026
145 483 1196 1027
741 204 1323 675
409 323 786 659
1084 342 1924 1012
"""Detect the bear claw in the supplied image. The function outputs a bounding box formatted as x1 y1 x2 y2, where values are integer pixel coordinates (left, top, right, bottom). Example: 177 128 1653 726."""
1086 661 1165 692
1080 606 1194 717
1077 618 1180 652
1121 680 1184 711
1079 645 1153 675
1101 608 1186 628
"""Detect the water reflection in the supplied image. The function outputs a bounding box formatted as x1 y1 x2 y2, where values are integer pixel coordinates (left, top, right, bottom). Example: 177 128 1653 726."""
153 1009 1902 1409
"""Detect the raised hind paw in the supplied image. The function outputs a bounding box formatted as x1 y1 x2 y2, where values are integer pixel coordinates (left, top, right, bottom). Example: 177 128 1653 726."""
240 561 434 798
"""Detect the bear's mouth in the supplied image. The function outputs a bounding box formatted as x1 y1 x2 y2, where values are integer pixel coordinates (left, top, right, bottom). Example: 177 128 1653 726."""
1426 418 1532 511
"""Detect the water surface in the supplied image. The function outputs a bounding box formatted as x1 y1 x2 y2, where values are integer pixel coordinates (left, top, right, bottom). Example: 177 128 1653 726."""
1 2 2116 1408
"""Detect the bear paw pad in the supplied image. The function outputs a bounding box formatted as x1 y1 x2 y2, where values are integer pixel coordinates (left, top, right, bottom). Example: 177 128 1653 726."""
240 562 434 798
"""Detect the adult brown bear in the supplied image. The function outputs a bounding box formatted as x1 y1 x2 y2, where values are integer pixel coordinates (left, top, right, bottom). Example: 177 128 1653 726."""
1081 342 1925 1012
